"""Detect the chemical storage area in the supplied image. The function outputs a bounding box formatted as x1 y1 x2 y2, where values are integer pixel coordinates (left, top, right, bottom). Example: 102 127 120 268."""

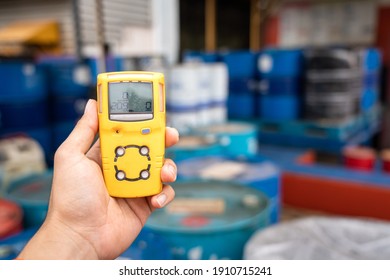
1 0 390 261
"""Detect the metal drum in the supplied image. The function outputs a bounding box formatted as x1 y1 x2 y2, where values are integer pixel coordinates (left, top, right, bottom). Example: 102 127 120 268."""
0 59 48 129
177 155 281 224
166 135 222 162
5 171 52 228
146 180 270 260
194 122 258 159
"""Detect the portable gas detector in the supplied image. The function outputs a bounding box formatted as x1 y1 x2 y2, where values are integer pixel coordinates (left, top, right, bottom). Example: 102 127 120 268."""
97 71 166 198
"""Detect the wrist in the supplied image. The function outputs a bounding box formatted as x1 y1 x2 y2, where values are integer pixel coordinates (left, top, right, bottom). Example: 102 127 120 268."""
18 216 99 260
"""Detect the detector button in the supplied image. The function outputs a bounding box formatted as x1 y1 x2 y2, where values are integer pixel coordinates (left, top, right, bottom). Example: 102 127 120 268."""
140 170 150 179
139 146 149 156
116 170 126 181
141 128 151 135
115 146 125 157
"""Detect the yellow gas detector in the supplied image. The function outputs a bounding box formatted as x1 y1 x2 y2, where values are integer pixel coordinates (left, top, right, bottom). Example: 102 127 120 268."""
97 71 166 197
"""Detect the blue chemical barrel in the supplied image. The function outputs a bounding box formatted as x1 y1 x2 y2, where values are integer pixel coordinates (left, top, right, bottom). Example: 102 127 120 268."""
227 92 257 119
39 56 91 96
0 60 48 129
220 50 258 79
0 227 38 259
120 228 172 260
4 171 52 228
166 135 222 162
39 57 91 122
145 180 270 260
259 76 301 95
259 94 301 121
52 121 76 153
194 122 258 159
257 49 303 78
176 155 280 224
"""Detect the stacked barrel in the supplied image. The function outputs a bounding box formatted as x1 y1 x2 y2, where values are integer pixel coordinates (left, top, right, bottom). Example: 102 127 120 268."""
38 57 92 159
359 48 382 112
303 48 362 120
221 51 258 119
0 58 52 161
257 49 304 121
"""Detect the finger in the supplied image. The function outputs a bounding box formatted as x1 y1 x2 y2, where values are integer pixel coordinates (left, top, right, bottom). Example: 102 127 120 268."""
165 127 179 148
86 138 102 166
150 184 175 209
161 158 177 183
59 99 98 154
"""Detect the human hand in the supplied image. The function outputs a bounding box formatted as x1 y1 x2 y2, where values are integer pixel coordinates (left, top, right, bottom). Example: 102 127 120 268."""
18 99 179 259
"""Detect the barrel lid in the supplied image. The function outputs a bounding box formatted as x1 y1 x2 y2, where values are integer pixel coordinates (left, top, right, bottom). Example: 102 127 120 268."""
5 171 52 206
171 135 217 150
178 156 279 182
147 180 269 233
196 122 257 135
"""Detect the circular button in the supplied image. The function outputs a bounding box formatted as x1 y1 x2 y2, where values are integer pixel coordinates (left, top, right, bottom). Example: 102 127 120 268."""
139 146 149 156
140 170 150 179
116 170 126 181
115 146 125 157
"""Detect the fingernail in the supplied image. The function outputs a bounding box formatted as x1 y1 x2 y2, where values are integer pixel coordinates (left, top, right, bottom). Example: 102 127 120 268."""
156 193 167 207
84 99 93 114
168 164 177 180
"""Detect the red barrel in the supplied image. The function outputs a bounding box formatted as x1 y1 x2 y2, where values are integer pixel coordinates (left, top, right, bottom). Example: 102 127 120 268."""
0 199 23 239
343 146 376 171
381 149 390 173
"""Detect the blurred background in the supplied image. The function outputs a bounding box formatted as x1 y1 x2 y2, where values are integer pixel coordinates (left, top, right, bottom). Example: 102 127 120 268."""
1 0 390 260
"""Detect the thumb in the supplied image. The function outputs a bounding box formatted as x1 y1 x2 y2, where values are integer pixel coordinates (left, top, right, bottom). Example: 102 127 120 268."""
60 99 99 155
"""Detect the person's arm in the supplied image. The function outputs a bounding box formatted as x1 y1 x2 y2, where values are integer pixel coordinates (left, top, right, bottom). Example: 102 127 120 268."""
18 99 179 260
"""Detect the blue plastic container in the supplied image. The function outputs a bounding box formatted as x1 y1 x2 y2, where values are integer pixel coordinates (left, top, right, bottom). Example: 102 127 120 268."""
145 180 270 260
257 48 303 78
194 122 259 159
0 61 48 129
4 171 52 228
177 156 281 224
361 88 378 111
259 94 301 121
360 48 382 72
363 71 379 88
220 50 257 79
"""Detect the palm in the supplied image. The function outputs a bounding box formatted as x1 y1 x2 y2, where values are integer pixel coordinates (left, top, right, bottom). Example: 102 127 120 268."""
50 147 155 259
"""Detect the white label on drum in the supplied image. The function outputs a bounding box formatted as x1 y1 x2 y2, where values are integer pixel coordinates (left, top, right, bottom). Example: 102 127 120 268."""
73 65 91 85
258 54 273 73
200 161 247 180
167 198 225 214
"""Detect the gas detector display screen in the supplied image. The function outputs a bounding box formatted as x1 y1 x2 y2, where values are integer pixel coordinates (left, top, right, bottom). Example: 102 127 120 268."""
109 82 153 114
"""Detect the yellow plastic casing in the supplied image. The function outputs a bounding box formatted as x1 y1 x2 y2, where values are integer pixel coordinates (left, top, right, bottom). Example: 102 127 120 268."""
97 71 166 198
